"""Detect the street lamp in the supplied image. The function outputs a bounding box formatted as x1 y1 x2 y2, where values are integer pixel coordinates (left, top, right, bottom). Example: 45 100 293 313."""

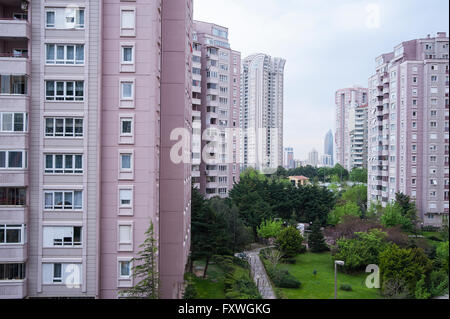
334 260 345 299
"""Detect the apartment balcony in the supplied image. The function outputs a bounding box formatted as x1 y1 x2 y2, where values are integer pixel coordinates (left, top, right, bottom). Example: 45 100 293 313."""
0 170 29 187
192 85 201 94
0 19 30 39
0 206 27 224
0 280 27 299
191 170 200 178
207 100 219 107
205 169 218 177
0 52 29 75
193 73 202 82
206 182 218 189
192 97 201 105
0 243 27 262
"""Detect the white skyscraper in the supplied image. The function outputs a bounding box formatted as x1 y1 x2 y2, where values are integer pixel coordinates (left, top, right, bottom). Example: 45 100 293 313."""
240 54 286 173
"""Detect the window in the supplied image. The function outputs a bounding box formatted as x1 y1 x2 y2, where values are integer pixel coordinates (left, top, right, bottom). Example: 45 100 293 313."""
122 46 133 63
120 9 136 36
0 224 26 244
121 82 133 99
45 154 83 174
0 151 27 169
120 154 132 170
0 75 27 95
119 261 131 278
43 226 82 247
42 263 82 285
45 118 83 137
45 81 84 101
45 8 85 29
0 263 26 280
0 188 26 206
44 190 82 210
0 113 28 132
119 225 132 244
46 44 84 65
119 189 132 207
120 118 133 135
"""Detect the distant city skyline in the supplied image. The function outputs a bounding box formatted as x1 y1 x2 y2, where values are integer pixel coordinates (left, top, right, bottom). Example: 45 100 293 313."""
194 0 449 159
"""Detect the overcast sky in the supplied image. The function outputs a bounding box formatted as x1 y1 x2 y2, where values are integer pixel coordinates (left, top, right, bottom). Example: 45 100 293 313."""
193 0 449 160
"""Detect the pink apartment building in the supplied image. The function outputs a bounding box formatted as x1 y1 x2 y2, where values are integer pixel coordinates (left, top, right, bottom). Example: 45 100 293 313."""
335 87 369 171
368 33 449 227
1 0 192 299
192 21 240 199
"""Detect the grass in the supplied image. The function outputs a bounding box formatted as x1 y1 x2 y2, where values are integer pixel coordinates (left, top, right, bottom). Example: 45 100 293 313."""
274 252 382 299
188 259 252 299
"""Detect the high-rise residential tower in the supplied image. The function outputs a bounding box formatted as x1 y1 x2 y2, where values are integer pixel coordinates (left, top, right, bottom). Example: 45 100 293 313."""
335 87 369 171
324 130 334 166
284 147 294 169
191 21 241 199
367 33 449 227
308 148 319 167
241 54 286 173
1 0 192 299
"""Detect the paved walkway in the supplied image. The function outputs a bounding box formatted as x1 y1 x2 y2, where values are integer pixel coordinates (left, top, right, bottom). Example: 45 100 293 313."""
244 248 276 299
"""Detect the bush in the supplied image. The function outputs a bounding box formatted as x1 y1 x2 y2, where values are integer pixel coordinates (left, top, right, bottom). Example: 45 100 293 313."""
265 265 301 289
280 257 297 264
414 275 431 299
275 226 304 258
422 225 440 232
340 284 352 291
225 291 241 299
183 282 198 299
430 270 449 297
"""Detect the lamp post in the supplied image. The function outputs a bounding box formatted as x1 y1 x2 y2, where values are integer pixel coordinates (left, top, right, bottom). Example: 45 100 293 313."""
334 260 345 299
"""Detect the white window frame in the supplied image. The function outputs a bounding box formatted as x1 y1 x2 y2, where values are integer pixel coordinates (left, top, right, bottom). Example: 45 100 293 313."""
118 187 133 209
120 117 133 136
118 259 132 278
120 153 133 172
0 224 26 245
0 150 27 169
44 154 83 174
120 7 136 36
45 81 84 101
44 190 83 211
46 44 84 65
0 112 28 133
45 117 83 138
43 226 82 247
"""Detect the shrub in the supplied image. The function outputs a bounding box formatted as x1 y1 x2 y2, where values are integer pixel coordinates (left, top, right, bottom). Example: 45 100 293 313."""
183 282 198 299
436 241 449 273
257 219 283 239
272 269 301 288
225 291 241 299
414 275 431 299
430 270 449 297
340 284 352 291
275 226 304 258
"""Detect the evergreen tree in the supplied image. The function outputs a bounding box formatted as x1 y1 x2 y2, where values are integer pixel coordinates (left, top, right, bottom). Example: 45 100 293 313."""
308 218 329 252
120 222 159 299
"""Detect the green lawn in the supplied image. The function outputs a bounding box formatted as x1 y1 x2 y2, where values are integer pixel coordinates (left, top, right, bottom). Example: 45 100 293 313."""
188 259 252 299
275 252 382 299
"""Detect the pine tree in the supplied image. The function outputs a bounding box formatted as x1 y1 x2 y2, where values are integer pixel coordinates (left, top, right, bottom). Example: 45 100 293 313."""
120 222 159 299
308 218 328 252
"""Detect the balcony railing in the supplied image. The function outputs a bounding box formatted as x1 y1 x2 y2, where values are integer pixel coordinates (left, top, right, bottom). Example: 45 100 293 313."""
0 52 28 58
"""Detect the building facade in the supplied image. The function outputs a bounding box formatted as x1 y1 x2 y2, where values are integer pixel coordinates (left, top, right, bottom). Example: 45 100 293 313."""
191 21 240 199
367 33 449 227
284 147 294 169
307 148 319 167
1 0 192 299
324 129 334 166
335 87 368 171
241 53 285 173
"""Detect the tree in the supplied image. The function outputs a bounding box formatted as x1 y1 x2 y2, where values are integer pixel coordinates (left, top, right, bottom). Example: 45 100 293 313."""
341 185 368 216
380 202 413 232
257 219 283 239
349 168 368 183
333 229 387 272
415 275 431 299
327 201 361 226
120 222 159 298
395 192 418 230
308 218 328 252
191 188 229 278
379 244 432 298
275 226 304 258
436 241 449 274
265 249 283 269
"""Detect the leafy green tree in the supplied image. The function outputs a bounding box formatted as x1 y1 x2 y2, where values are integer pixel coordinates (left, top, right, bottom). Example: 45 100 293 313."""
436 241 449 273
120 222 159 299
308 218 328 252
333 229 387 272
395 192 418 230
349 168 368 183
327 201 361 226
332 163 349 182
183 281 198 299
341 185 368 215
379 244 433 298
380 202 413 232
415 275 431 299
275 226 304 258
191 188 230 278
257 219 283 239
